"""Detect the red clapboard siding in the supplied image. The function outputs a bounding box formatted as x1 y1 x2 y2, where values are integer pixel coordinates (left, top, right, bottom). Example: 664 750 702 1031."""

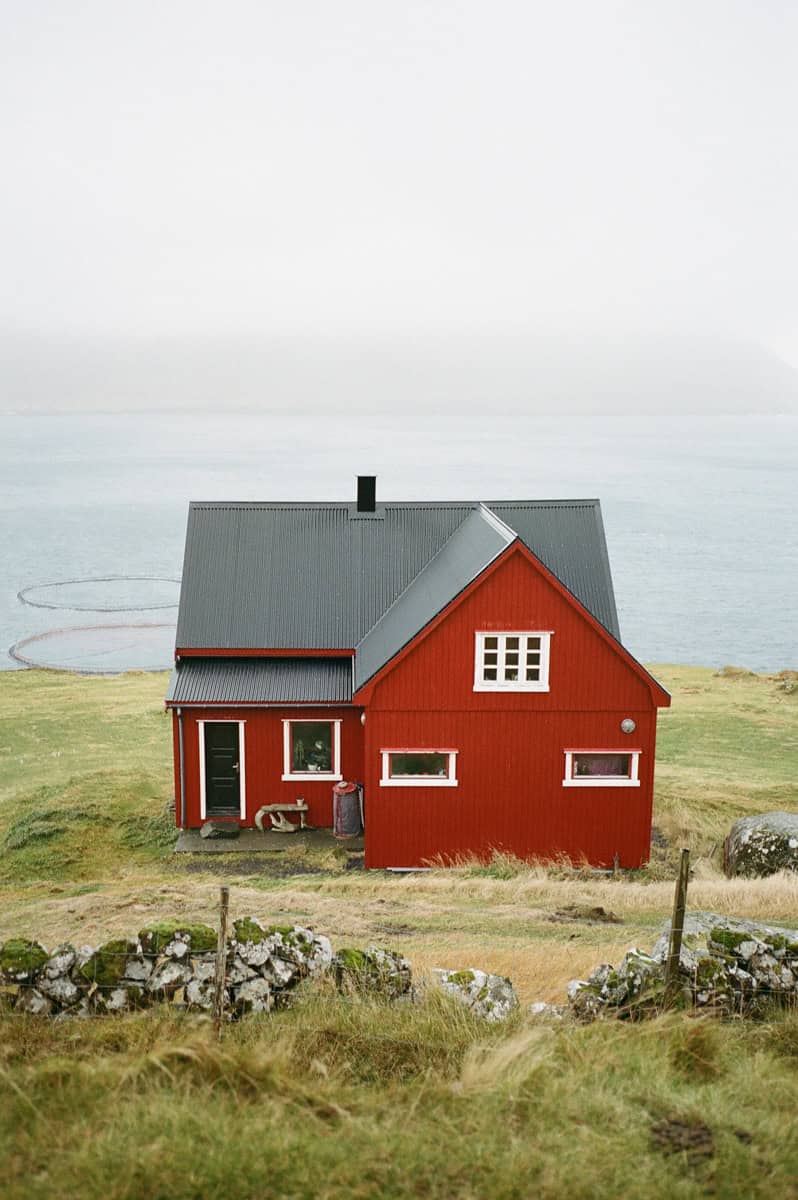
173 706 363 829
362 547 660 868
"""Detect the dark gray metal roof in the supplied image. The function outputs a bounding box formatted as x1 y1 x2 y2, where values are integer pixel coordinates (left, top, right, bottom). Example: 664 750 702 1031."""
166 657 353 705
487 501 620 639
355 506 514 689
175 499 621 685
176 502 469 650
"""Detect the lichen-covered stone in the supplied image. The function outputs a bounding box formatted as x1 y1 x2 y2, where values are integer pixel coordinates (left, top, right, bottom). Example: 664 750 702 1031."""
432 968 519 1022
724 812 798 878
528 1001 566 1020
233 977 273 1014
147 959 192 996
185 977 219 1011
122 956 153 984
15 988 51 1015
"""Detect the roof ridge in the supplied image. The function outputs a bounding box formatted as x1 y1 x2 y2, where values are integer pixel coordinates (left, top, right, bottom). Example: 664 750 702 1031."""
187 498 601 510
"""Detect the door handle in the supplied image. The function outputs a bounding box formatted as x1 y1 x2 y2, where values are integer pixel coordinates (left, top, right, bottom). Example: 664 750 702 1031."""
232 762 240 773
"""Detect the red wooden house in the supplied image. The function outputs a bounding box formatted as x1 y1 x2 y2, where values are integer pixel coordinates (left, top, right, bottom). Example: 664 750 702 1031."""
166 477 670 868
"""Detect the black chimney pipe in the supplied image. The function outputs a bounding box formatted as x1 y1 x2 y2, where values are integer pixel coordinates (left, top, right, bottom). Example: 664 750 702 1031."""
357 475 376 512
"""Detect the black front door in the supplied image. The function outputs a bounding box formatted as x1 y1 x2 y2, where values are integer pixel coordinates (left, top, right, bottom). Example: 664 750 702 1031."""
204 723 241 817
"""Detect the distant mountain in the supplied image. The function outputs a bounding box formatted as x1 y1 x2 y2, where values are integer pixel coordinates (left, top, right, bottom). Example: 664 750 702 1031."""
2 331 797 415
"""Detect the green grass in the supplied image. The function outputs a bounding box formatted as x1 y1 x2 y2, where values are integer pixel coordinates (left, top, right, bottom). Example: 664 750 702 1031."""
652 664 798 850
0 665 797 1198
1 994 798 1199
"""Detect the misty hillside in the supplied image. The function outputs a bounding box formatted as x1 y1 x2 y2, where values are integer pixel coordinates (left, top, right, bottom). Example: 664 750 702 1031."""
2 332 798 415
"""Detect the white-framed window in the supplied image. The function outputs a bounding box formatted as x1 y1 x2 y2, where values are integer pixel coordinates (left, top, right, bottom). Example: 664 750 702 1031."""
474 631 552 691
282 719 342 781
563 749 641 787
379 749 458 787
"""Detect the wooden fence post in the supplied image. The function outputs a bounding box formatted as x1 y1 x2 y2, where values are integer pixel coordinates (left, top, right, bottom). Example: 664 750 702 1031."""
664 848 690 1006
213 884 230 1039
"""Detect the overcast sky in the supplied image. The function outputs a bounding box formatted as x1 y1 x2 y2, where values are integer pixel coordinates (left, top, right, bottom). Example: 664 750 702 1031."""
2 1 798 364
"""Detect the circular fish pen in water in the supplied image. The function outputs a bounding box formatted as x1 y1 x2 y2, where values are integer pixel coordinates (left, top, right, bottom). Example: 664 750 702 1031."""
18 576 181 613
8 623 176 674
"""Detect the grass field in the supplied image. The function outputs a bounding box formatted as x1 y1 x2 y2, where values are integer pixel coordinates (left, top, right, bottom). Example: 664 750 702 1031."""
0 665 797 1198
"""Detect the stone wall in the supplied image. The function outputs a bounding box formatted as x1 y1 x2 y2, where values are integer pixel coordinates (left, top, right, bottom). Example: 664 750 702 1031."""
0 918 518 1022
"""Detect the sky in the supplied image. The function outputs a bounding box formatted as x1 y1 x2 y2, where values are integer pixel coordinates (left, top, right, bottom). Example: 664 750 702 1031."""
2 2 798 366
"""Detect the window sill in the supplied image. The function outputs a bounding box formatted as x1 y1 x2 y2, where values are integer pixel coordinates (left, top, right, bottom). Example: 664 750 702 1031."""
562 779 640 788
282 773 343 782
380 779 458 788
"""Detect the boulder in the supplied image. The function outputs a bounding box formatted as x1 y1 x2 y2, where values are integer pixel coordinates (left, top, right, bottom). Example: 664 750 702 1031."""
200 821 240 840
431 968 519 1022
724 812 798 877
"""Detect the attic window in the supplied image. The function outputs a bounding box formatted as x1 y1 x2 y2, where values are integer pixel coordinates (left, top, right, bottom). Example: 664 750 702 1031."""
474 632 551 692
282 719 342 781
380 749 458 787
563 750 641 787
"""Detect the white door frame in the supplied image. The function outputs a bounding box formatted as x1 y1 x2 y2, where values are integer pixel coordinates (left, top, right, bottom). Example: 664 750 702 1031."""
197 719 247 820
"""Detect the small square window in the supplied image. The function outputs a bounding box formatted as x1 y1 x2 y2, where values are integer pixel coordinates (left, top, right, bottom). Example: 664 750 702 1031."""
474 632 551 691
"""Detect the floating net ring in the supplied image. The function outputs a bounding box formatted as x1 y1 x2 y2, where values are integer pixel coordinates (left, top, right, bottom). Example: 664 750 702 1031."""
17 575 181 613
8 623 175 675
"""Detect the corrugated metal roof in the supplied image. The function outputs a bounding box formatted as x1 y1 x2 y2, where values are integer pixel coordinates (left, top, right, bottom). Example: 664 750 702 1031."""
355 506 515 689
487 501 620 639
176 502 470 650
166 657 353 705
175 499 621 683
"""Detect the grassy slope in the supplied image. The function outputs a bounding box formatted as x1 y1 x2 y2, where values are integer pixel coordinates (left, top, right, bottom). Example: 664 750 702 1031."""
0 666 797 1199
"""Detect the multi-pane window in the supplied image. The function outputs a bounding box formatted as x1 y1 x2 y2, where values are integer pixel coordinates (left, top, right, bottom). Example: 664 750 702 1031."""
282 719 342 780
474 631 551 691
563 750 640 787
380 749 458 787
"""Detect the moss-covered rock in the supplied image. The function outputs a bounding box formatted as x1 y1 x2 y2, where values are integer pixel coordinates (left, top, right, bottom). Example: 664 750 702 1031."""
138 922 216 955
78 938 139 988
334 945 412 997
233 917 268 944
0 938 49 981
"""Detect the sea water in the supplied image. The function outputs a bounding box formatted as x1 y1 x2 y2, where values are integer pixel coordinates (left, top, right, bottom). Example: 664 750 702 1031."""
1 409 796 672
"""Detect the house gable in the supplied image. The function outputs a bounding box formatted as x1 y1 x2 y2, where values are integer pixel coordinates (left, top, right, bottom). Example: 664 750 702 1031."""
355 541 670 711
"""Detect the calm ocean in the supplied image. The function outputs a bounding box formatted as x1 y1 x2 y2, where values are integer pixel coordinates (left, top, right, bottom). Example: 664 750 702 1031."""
1 409 796 673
